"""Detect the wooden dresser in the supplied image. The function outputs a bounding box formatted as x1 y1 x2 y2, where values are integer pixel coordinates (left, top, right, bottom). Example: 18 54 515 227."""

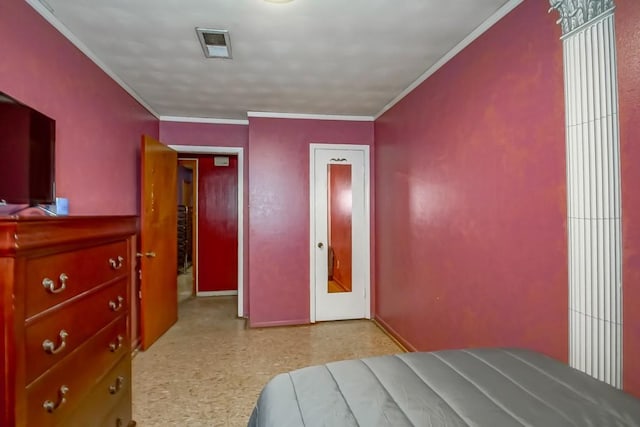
0 216 137 427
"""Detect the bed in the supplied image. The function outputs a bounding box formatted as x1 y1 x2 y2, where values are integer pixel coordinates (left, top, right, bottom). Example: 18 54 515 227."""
248 348 640 426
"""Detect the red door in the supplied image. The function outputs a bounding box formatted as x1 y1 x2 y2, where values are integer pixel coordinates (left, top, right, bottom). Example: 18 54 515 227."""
198 155 238 293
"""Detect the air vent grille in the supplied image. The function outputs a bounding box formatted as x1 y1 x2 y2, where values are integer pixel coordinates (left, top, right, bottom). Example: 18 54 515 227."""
196 28 232 59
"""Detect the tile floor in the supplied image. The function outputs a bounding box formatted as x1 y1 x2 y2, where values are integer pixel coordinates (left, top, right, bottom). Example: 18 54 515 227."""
177 267 193 304
132 296 402 426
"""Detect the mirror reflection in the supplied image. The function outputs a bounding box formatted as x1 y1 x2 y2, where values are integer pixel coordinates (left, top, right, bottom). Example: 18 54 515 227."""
327 164 352 293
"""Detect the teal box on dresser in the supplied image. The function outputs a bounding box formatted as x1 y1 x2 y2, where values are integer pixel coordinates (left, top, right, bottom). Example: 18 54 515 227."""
54 197 69 215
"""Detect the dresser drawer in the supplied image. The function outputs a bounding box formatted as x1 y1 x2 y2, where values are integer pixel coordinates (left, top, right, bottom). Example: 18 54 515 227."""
64 357 132 427
25 240 129 318
26 344 128 427
101 386 133 427
25 314 129 426
25 284 129 385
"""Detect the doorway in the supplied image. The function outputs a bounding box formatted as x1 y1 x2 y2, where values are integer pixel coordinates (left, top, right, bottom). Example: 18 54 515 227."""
309 144 371 322
170 145 245 318
177 159 197 304
197 154 238 296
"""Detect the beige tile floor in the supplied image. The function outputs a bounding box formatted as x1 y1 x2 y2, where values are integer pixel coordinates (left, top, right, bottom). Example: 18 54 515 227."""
177 267 194 304
132 296 402 426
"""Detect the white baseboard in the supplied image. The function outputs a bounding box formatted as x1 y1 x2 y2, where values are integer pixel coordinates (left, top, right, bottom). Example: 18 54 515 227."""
197 290 238 297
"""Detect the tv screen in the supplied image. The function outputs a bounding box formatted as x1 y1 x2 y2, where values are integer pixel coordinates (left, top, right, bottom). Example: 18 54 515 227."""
0 92 55 205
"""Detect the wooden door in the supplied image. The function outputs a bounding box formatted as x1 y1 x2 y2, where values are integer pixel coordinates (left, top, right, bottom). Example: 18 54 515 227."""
140 135 177 349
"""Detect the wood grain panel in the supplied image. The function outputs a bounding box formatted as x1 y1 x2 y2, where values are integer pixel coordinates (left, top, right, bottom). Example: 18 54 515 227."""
25 294 128 385
140 135 178 349
64 356 132 427
24 241 128 319
0 217 137 256
25 324 128 426
0 216 136 426
100 386 133 427
0 257 16 426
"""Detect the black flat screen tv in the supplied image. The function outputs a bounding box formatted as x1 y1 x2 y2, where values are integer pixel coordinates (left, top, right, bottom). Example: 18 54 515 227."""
0 91 55 205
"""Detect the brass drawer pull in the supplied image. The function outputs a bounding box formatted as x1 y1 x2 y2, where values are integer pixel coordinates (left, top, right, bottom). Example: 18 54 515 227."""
109 256 125 270
109 376 125 395
42 330 69 355
43 385 69 413
108 296 124 312
42 273 68 294
109 335 124 352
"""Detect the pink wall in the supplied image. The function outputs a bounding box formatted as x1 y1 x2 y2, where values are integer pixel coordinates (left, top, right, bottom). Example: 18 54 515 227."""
1 0 158 215
198 156 239 292
160 121 248 148
374 0 568 361
248 117 373 327
617 0 640 398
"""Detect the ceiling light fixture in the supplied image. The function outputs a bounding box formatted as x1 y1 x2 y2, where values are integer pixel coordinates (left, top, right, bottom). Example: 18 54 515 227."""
195 28 232 59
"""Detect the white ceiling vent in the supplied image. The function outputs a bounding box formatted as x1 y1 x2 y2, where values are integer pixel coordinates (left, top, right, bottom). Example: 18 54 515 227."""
196 28 232 59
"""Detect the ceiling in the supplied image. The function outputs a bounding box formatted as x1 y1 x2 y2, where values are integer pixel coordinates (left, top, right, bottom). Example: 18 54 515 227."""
31 0 515 121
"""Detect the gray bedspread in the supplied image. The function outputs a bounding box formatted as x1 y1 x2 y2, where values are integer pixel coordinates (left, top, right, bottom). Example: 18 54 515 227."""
248 348 640 426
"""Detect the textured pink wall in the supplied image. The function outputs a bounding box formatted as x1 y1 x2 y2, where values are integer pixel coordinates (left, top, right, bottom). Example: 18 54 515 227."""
374 0 568 360
248 117 373 327
159 121 248 148
617 0 640 398
0 0 158 215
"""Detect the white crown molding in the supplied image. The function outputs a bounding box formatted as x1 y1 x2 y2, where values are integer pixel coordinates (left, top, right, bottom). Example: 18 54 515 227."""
168 145 243 154
247 112 374 122
160 116 249 125
375 0 524 119
25 0 159 119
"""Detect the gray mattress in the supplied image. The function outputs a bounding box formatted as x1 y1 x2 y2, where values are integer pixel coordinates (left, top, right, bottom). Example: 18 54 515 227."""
248 348 640 427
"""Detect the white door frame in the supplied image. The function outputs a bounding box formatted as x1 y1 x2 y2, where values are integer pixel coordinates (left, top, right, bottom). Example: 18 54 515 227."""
170 145 244 318
309 143 371 323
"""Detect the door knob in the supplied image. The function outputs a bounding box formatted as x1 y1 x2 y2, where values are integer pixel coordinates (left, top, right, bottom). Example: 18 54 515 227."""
317 242 324 249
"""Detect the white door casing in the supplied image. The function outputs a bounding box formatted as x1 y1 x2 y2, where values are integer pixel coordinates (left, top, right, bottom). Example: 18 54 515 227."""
169 145 245 318
310 144 371 322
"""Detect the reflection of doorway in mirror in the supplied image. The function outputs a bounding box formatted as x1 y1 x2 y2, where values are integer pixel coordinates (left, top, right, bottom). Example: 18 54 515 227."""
327 163 352 293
